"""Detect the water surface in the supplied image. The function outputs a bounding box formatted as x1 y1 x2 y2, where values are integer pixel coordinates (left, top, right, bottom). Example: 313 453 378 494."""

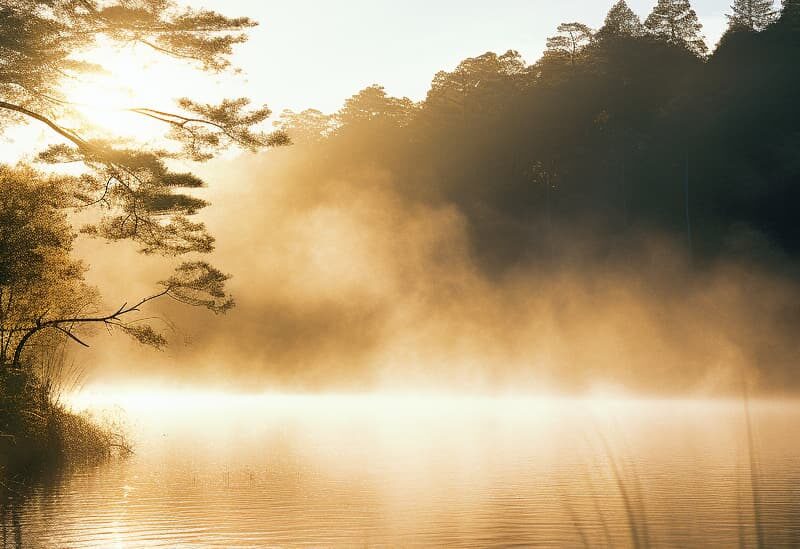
4 393 800 547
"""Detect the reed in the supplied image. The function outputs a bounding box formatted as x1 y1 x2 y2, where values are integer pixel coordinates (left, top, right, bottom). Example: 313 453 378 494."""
0 343 130 479
596 431 644 549
580 391 769 549
742 382 765 549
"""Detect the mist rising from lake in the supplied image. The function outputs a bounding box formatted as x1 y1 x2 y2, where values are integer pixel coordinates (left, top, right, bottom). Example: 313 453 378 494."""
4 392 800 547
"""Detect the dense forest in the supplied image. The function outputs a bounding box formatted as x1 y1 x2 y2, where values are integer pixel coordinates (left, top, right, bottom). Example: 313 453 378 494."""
275 0 800 276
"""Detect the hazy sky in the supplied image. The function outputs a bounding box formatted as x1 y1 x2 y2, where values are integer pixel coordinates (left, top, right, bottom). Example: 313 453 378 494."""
189 0 732 114
0 0 735 162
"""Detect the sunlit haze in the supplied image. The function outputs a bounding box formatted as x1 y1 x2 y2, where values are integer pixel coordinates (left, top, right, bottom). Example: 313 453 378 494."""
3 0 800 546
187 0 730 113
50 0 733 140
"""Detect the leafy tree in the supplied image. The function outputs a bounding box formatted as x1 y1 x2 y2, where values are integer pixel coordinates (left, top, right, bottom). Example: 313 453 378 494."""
596 1 645 40
428 51 527 98
544 23 595 65
275 109 334 145
0 1 286 368
0 166 236 368
331 86 418 166
727 0 777 31
0 167 93 367
645 0 709 56
336 85 416 127
425 51 526 123
2 1 288 256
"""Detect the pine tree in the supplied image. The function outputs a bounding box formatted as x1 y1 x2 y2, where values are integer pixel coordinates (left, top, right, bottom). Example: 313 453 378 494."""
0 1 287 366
645 0 709 56
597 1 645 40
545 22 595 65
727 0 777 31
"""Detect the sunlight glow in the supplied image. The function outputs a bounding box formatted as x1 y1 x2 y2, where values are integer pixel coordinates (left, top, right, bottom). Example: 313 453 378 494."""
62 41 217 142
65 386 741 422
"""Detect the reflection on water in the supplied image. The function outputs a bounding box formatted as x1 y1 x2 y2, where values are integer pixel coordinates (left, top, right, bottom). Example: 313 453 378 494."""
3 393 800 547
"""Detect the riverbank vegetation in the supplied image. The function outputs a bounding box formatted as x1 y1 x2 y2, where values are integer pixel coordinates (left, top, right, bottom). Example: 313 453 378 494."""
0 367 125 475
0 0 280 470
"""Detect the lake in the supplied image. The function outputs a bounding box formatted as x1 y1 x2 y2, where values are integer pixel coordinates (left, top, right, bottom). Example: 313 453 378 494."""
3 393 800 547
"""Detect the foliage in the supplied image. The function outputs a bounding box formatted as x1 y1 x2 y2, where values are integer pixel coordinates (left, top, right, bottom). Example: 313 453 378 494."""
274 0 800 275
1 350 128 474
0 167 97 366
0 0 285 367
780 0 800 26
596 1 646 40
645 0 709 56
727 0 778 31
545 23 595 66
274 109 334 146
337 85 416 127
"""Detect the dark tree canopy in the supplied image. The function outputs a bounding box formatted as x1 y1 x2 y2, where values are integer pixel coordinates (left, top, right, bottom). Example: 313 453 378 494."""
215 0 800 391
727 0 778 31
3 0 799 385
256 0 800 275
544 23 595 66
596 1 646 39
337 85 416 127
645 0 709 56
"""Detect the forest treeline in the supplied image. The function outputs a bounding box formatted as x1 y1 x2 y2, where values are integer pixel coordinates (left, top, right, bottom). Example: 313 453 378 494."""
276 0 800 275
2 0 799 397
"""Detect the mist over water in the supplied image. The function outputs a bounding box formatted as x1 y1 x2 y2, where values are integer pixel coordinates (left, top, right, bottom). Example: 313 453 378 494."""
60 8 800 396
72 146 800 395
3 393 799 547
4 1 800 548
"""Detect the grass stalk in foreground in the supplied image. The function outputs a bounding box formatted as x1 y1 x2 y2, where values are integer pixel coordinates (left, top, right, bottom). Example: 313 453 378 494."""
0 346 130 480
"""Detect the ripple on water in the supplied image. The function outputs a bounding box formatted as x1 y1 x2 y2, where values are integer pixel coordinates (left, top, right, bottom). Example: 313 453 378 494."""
5 396 800 548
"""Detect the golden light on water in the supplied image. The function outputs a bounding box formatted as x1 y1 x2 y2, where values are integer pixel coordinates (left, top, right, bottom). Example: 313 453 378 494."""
65 386 748 423
49 388 791 548
64 388 645 444
4 0 800 545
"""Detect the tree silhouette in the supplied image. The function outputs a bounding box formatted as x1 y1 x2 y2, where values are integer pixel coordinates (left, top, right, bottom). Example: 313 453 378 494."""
275 109 334 146
0 167 95 367
255 0 800 277
645 0 709 56
337 85 416 127
545 23 595 66
727 0 777 31
0 1 286 368
596 1 645 40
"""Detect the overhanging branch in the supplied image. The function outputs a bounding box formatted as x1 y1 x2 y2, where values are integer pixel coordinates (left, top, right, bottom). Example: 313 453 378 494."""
0 101 92 152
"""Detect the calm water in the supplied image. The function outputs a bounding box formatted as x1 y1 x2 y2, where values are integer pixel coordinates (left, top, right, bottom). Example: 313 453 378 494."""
3 393 800 548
